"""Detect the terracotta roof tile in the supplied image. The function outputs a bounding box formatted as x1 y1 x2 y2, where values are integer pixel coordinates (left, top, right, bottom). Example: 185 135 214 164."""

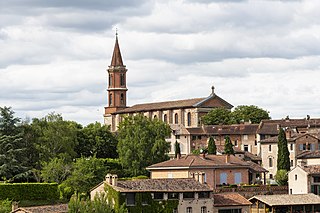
147 154 251 169
297 150 320 159
116 98 204 114
113 178 211 192
214 193 251 206
249 193 320 206
301 165 320 175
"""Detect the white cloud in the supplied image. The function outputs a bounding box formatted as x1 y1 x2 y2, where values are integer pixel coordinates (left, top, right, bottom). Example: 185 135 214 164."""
1 0 320 124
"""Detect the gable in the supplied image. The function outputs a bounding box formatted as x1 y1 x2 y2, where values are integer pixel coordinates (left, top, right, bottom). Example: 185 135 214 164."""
195 94 233 109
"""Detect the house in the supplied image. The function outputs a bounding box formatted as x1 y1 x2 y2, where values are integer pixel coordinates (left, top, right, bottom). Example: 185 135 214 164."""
249 193 320 213
174 123 259 157
146 154 267 189
103 35 233 134
260 132 320 183
213 193 251 213
91 174 214 213
288 150 320 195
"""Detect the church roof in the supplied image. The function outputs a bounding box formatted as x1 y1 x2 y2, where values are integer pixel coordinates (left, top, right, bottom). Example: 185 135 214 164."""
114 94 233 114
110 35 124 67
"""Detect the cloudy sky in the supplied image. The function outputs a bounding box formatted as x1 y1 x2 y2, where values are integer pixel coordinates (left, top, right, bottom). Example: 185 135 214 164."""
1 0 320 125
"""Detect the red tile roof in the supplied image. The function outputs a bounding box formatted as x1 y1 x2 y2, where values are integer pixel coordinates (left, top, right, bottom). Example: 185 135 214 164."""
297 150 320 159
301 165 320 175
114 94 233 114
214 193 251 206
187 124 259 135
147 154 251 169
113 178 212 192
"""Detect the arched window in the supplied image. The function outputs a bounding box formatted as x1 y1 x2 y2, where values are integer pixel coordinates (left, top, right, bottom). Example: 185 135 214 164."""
174 113 178 124
109 94 113 106
163 114 167 123
120 73 125 86
187 112 191 126
120 93 124 105
109 74 112 87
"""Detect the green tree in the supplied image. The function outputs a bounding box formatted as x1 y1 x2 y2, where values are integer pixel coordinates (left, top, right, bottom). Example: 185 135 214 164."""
277 128 290 171
75 122 117 159
201 107 232 125
117 115 171 176
0 107 30 182
224 136 234 155
275 169 288 186
207 136 216 154
174 140 181 158
63 157 110 194
31 113 79 163
41 157 72 184
231 105 270 124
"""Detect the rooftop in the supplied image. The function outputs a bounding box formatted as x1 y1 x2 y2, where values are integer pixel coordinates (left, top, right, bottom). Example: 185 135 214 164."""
147 154 266 173
301 165 320 175
214 193 251 206
249 193 320 206
297 150 320 159
114 93 233 114
112 178 212 192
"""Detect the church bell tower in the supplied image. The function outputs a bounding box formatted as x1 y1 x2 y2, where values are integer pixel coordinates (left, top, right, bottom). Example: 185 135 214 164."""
104 33 128 125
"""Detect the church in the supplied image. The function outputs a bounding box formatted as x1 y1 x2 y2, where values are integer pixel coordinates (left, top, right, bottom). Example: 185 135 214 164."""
104 35 233 156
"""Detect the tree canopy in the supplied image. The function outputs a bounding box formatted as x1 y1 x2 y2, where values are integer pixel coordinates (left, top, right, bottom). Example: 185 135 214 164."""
277 127 290 171
0 107 30 182
202 107 232 125
202 105 270 125
231 105 270 124
117 115 171 176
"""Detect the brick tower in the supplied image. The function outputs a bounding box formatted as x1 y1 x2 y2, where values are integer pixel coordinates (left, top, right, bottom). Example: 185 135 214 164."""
104 34 128 126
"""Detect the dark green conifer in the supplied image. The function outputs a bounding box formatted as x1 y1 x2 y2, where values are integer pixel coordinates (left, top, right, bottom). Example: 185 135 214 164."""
224 135 234 155
207 136 216 155
277 127 290 171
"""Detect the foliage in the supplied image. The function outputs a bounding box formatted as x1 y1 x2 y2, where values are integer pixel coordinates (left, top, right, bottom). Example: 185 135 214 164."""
207 136 216 154
202 107 232 125
31 113 79 163
0 107 30 182
75 122 118 159
0 183 59 201
277 128 290 171
117 115 171 176
224 136 234 155
275 169 288 186
0 199 11 213
41 157 72 184
62 157 110 194
231 105 270 124
174 141 181 158
68 193 115 213
202 105 270 125
105 184 178 213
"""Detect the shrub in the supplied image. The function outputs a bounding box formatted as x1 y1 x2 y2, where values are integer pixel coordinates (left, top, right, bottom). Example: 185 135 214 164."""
0 183 59 201
0 199 12 213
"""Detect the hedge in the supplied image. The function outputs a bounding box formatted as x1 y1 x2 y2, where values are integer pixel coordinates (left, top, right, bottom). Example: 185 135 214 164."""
0 183 59 201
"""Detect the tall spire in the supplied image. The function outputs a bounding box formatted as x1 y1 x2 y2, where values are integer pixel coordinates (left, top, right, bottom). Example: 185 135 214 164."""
110 32 123 66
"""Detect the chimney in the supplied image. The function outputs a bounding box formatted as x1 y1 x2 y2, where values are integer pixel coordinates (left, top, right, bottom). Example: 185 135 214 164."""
194 172 199 182
12 202 18 212
285 128 292 139
105 174 112 185
297 159 307 167
199 172 205 184
226 154 230 163
112 174 118 186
